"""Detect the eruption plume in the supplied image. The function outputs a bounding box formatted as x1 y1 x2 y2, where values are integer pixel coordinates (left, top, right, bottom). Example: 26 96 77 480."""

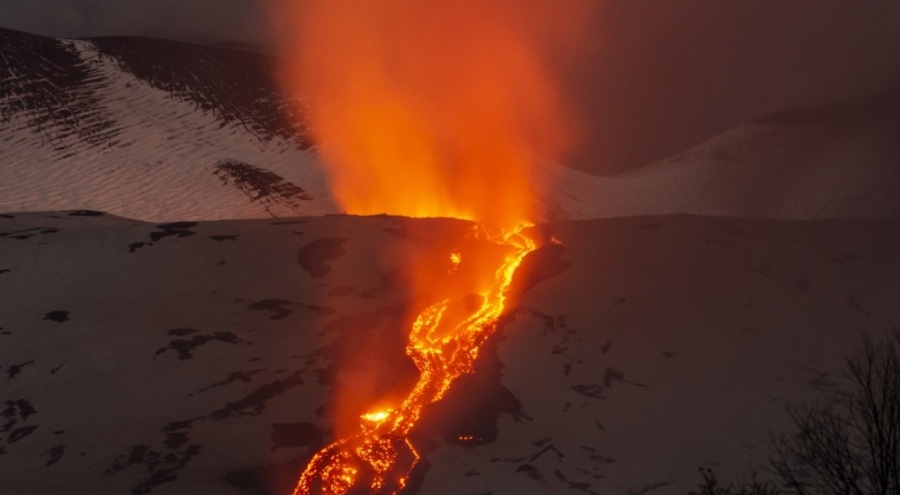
274 0 583 225
270 0 585 493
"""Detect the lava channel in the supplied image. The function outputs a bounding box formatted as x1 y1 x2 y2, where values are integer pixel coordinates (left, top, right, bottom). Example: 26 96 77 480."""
292 224 538 495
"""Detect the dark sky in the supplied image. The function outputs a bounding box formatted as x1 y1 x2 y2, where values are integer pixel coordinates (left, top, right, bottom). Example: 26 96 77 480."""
0 0 272 45
3 0 900 174
567 1 900 173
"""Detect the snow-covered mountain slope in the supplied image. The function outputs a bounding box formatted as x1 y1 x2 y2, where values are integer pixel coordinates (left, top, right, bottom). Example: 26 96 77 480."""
7 27 898 224
1 27 332 221
0 28 611 223
543 88 900 219
2 211 898 494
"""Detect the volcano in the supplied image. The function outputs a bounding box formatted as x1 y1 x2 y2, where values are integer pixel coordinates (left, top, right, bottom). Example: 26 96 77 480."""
3 27 900 495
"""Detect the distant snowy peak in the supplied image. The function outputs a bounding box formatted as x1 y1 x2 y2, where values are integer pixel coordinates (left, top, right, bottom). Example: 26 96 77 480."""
645 88 900 219
541 87 900 220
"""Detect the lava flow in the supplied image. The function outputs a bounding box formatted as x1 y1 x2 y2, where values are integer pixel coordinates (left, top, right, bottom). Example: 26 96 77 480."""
270 0 585 493
294 226 537 495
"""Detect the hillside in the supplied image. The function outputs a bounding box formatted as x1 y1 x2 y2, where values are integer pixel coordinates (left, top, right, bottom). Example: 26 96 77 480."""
2 211 898 494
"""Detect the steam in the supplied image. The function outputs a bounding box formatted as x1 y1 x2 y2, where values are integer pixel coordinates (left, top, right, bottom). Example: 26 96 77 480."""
273 0 586 225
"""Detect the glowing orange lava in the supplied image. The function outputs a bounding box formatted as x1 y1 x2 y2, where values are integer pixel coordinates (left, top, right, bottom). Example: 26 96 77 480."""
293 226 536 494
268 1 585 493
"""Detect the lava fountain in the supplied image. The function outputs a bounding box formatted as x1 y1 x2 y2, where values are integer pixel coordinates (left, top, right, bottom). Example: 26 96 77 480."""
270 1 585 493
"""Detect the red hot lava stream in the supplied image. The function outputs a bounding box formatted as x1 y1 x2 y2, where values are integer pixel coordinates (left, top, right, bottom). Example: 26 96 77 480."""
293 225 538 495
269 1 586 492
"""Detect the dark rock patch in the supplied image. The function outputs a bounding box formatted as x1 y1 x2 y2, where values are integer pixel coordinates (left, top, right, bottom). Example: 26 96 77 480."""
193 369 265 395
247 299 295 320
7 360 34 379
296 238 347 278
43 310 70 322
270 422 324 451
129 223 197 252
104 442 201 495
602 368 625 388
150 222 197 242
8 425 38 443
270 220 306 226
105 444 153 475
154 332 249 360
163 431 189 450
208 371 304 419
516 463 543 481
68 210 104 216
571 368 645 400
209 234 239 241
0 214 14 219
214 160 312 215
603 367 647 389
571 384 606 400
247 299 335 320
0 269 11 275
530 443 567 463
1 227 59 240
167 328 198 337
42 445 66 466
2 400 36 433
